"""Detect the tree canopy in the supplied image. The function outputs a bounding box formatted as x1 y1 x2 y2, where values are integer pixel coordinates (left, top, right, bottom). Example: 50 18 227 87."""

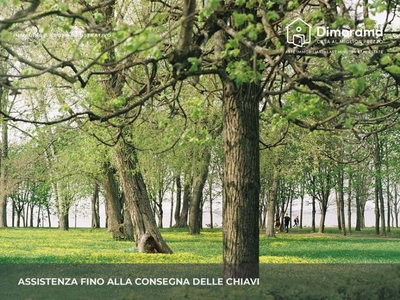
1 0 400 279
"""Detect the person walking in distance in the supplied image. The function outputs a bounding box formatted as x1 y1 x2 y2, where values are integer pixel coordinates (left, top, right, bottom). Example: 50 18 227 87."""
284 213 290 233
294 216 299 228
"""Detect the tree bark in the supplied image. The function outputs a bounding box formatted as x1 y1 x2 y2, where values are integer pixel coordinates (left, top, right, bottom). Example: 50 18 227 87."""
29 203 34 227
173 175 182 225
338 165 346 236
266 163 279 237
222 77 260 279
300 190 304 229
114 141 172 253
102 164 125 239
0 57 7 228
347 171 352 233
311 193 316 232
123 206 134 242
188 150 211 234
384 142 391 233
374 133 383 235
91 182 100 228
174 173 191 228
208 177 214 229
317 166 332 234
395 184 399 228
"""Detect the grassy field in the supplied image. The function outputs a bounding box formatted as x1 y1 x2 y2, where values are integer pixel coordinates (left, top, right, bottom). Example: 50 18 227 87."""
2 228 400 299
1 227 400 264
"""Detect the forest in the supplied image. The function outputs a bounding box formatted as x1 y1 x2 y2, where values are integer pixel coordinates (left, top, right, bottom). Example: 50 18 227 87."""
0 0 400 280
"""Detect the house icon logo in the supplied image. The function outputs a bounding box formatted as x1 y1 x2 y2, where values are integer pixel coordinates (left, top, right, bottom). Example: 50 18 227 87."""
286 18 312 47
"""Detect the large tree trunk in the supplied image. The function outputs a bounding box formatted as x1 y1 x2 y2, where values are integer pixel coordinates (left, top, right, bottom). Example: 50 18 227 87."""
55 185 69 231
188 150 211 235
59 208 69 231
123 207 134 242
114 141 172 254
222 76 260 279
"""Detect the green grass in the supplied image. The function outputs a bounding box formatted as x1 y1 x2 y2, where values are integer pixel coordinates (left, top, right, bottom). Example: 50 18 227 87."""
1 227 400 264
261 227 400 263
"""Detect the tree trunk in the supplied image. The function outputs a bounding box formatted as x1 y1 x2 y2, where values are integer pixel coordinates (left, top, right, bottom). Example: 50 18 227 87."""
169 183 174 228
189 150 211 235
311 176 316 232
374 133 383 235
347 171 352 233
174 175 182 225
299 193 304 229
335 190 341 230
385 142 391 233
56 186 69 231
29 203 34 227
46 205 51 228
355 178 362 231
11 198 14 227
0 57 7 228
208 178 214 229
318 199 327 234
360 202 366 228
222 76 260 279
395 185 399 228
266 163 279 237
338 165 346 236
123 207 134 242
37 206 41 227
16 207 21 227
174 174 191 228
91 182 100 228
154 190 164 229
114 141 172 254
59 210 69 231
102 164 125 239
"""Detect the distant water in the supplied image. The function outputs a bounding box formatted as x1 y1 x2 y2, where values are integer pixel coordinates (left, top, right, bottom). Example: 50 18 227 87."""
7 199 378 228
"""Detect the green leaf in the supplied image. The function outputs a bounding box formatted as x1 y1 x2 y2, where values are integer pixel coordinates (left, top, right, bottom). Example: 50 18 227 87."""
357 104 368 113
385 65 400 74
230 49 240 57
233 12 248 27
380 55 392 65
347 63 367 76
266 11 280 21
93 13 103 22
188 57 201 72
